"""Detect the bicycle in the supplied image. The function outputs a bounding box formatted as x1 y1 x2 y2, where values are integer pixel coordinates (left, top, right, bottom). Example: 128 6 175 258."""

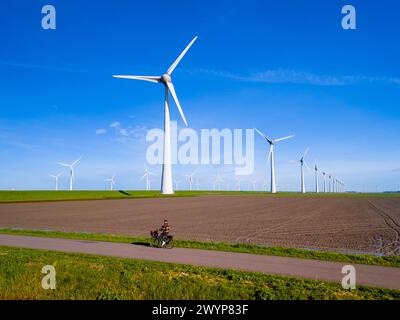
150 230 174 249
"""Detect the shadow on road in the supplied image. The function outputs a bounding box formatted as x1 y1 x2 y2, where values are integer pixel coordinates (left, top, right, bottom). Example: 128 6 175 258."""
131 241 151 247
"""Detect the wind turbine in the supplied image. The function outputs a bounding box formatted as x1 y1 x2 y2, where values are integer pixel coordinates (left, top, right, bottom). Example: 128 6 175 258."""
185 171 196 191
328 174 332 192
213 174 223 191
255 128 294 194
235 177 241 191
141 166 156 191
292 148 309 193
251 180 258 191
57 156 83 191
262 179 268 192
105 175 116 191
314 162 319 193
113 36 198 194
321 171 327 193
49 172 63 191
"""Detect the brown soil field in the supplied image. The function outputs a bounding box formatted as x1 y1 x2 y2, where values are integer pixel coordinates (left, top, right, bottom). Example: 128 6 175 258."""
0 195 399 253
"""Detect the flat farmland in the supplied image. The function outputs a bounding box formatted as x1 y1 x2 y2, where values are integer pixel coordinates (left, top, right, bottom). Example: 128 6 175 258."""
0 195 399 253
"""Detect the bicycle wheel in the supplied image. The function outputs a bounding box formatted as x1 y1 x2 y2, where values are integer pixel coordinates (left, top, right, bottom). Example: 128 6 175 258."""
165 238 174 249
149 237 160 247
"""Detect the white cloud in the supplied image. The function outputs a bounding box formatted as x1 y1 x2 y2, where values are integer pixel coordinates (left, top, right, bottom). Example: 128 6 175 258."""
189 68 400 87
110 121 121 128
96 128 107 135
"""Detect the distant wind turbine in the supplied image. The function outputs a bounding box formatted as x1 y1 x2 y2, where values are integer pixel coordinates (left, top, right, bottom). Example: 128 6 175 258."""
292 148 309 194
213 174 223 191
314 162 319 193
141 166 156 191
235 177 241 191
321 171 327 193
57 156 83 191
105 175 116 191
113 36 198 194
185 171 196 191
49 172 63 191
255 128 294 194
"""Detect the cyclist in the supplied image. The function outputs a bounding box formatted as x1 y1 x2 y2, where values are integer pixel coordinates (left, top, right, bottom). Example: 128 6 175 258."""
159 219 171 246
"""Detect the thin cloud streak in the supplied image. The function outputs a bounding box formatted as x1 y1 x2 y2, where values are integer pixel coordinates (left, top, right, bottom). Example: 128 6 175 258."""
189 68 400 86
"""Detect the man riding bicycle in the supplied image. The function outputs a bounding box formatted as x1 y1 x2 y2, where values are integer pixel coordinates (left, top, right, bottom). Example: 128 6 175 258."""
159 219 171 246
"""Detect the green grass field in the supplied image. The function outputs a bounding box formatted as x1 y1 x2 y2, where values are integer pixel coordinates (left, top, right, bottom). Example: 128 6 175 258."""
0 190 398 203
1 228 399 267
0 246 398 300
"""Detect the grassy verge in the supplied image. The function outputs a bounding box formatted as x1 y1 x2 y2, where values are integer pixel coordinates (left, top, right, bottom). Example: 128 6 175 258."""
0 190 398 203
1 228 399 268
0 246 398 300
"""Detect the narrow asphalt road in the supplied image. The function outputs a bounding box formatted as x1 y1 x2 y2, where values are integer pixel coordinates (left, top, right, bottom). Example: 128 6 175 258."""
1 234 399 290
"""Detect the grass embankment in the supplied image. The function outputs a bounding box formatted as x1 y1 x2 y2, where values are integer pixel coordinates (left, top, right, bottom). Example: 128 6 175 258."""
1 228 399 268
0 246 398 300
0 190 398 203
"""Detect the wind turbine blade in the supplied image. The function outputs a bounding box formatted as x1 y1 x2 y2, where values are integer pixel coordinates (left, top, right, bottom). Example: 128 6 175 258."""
72 155 83 166
273 134 295 143
112 75 161 83
166 82 188 126
303 147 309 159
304 161 312 172
57 162 70 167
140 173 147 180
254 128 272 144
167 36 198 75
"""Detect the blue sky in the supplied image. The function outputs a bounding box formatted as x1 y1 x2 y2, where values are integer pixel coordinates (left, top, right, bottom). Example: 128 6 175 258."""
0 0 399 191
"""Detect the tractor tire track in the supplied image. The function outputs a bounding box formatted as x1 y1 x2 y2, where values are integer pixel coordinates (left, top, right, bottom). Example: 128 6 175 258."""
367 200 400 242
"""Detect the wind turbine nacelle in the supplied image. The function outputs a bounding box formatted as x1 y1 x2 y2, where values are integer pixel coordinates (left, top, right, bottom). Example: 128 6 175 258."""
161 74 172 84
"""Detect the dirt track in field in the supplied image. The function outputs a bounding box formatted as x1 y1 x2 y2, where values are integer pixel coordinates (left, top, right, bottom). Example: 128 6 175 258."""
0 195 399 253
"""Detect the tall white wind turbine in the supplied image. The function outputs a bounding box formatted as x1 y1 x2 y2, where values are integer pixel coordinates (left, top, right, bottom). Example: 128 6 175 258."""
57 156 83 191
105 175 116 191
49 172 63 191
255 128 294 194
113 36 198 194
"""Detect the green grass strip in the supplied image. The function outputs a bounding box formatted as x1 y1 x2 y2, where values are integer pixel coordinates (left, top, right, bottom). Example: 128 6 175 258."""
0 245 399 300
0 190 399 203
